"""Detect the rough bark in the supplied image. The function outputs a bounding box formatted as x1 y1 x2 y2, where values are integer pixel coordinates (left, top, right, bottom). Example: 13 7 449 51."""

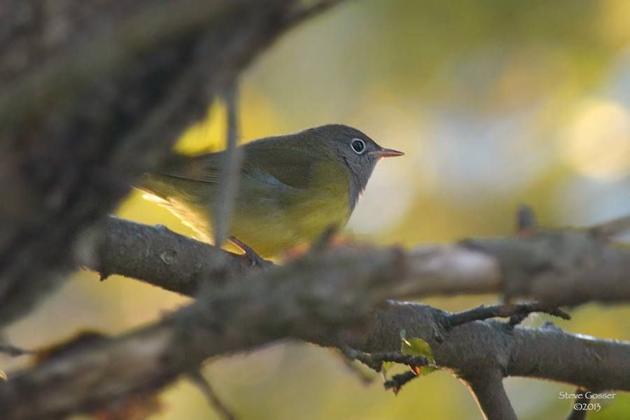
93 217 630 307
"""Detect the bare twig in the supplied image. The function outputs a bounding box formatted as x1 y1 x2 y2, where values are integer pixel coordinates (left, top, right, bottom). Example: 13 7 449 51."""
443 302 570 331
188 370 236 420
516 204 537 234
338 356 376 385
341 347 428 372
213 80 243 248
384 371 418 394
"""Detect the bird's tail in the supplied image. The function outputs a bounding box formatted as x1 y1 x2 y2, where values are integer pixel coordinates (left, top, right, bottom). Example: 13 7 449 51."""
134 153 196 198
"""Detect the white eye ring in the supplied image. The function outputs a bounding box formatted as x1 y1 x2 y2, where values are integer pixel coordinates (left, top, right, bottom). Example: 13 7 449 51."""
350 138 366 155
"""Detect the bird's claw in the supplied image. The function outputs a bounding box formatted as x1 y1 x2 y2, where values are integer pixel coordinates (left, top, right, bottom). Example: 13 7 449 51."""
229 236 269 268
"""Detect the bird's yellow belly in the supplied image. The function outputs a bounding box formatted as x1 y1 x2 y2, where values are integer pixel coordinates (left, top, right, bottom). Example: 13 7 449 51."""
160 186 350 258
229 189 350 257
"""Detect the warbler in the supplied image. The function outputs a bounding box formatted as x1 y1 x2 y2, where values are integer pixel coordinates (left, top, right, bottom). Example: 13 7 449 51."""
141 124 403 258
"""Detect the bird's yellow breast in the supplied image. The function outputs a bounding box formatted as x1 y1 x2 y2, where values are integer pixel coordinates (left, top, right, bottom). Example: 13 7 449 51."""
228 160 351 257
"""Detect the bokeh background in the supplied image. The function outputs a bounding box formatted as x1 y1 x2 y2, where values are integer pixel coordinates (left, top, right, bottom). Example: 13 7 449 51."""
5 0 630 418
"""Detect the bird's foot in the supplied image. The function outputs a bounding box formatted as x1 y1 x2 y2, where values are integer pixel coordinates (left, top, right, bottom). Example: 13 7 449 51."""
229 236 269 268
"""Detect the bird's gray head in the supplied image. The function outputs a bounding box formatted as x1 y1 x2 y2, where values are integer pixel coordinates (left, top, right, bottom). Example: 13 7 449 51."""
303 124 404 209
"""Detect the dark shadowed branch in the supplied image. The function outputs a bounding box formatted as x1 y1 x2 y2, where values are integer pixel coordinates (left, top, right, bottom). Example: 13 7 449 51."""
0 0 345 327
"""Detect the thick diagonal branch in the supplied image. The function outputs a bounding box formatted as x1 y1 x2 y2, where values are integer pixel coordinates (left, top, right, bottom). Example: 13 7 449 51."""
92 217 630 306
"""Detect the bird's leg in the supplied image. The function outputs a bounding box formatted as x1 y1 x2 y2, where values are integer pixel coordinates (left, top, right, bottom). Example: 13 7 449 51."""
229 236 269 268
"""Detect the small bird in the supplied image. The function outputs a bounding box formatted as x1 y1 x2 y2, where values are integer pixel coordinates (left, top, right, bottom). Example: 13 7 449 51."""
141 124 403 258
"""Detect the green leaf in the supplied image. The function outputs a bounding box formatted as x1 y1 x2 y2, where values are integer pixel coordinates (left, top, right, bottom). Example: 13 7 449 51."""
400 336 438 376
401 337 433 359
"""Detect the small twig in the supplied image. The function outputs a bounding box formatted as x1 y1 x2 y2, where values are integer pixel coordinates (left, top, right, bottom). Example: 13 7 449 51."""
508 312 530 327
444 302 570 330
341 347 428 372
213 80 243 248
516 204 537 234
383 371 418 394
590 214 630 239
566 388 590 420
188 370 236 420
338 354 375 385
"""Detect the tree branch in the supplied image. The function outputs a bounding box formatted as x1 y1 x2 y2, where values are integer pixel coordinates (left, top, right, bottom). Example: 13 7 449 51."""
91 217 258 295
464 371 517 420
91 216 630 307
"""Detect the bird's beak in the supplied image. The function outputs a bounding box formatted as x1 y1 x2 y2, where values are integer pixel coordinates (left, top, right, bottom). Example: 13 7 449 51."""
371 147 404 158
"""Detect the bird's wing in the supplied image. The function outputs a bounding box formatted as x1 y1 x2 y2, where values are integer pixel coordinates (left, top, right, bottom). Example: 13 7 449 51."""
154 142 323 191
154 152 222 184
239 143 321 190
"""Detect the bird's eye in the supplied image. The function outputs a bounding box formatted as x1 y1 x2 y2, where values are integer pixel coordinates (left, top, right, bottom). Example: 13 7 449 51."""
350 138 366 155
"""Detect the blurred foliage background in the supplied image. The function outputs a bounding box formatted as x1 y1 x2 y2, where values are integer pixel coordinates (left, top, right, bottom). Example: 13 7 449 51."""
5 0 630 418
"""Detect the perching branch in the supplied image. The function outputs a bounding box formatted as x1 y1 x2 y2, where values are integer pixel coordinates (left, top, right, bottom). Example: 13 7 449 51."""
91 217 260 296
91 215 630 307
